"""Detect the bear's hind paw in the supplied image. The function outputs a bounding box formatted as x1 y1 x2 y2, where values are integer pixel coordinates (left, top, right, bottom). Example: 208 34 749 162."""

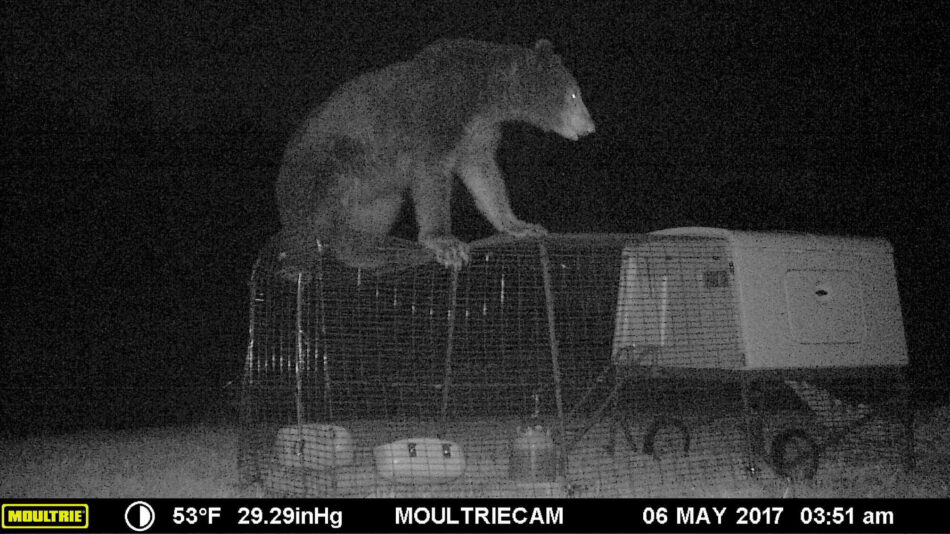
420 236 471 270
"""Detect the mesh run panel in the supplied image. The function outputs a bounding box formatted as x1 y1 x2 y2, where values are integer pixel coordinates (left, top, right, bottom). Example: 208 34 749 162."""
238 234 913 497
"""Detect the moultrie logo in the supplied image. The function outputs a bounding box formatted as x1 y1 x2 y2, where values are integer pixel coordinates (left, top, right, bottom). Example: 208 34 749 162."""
2 503 89 529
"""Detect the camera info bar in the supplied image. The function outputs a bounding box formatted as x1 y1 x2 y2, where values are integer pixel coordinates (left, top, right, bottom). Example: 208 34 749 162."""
0 499 941 533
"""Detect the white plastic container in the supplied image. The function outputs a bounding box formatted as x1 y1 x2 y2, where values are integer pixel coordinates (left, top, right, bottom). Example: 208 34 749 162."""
275 423 354 470
374 438 465 483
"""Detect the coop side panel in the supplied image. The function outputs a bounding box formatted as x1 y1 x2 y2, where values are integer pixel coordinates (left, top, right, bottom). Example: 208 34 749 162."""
612 238 744 369
734 241 908 369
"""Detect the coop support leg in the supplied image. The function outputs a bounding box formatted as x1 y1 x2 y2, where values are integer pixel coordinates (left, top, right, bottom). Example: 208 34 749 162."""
238 255 263 487
439 268 460 433
900 370 916 472
607 370 619 456
578 375 626 454
563 364 621 454
740 377 765 479
902 409 916 472
539 242 567 476
315 246 332 421
244 256 262 384
294 272 308 494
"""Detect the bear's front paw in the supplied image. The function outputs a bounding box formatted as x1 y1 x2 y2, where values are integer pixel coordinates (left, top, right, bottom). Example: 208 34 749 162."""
503 220 548 239
420 236 471 270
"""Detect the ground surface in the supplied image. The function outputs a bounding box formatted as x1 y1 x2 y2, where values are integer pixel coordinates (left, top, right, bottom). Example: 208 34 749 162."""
1 407 947 498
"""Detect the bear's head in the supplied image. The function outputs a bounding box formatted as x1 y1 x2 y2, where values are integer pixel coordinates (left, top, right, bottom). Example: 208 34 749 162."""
413 38 595 141
508 40 596 141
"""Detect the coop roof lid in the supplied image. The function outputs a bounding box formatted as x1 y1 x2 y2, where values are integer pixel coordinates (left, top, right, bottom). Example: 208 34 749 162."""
652 227 894 255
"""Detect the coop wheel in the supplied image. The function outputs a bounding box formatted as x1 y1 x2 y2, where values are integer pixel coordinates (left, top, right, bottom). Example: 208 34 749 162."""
771 429 819 481
642 417 690 461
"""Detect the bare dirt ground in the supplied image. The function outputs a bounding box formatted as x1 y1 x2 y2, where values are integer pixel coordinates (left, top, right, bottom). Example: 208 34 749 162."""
1 407 947 498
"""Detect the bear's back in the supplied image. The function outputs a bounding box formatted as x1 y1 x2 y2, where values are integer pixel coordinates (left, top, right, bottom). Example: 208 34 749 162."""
317 41 523 146
414 38 527 66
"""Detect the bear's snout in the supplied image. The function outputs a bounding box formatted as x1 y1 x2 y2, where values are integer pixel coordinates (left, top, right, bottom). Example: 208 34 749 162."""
560 104 595 140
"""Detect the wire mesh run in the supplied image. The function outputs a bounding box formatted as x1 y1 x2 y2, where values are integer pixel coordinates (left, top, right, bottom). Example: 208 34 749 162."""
238 233 914 497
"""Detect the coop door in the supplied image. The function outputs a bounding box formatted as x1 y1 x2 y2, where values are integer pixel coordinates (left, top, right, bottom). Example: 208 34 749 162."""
784 270 866 343
612 240 742 369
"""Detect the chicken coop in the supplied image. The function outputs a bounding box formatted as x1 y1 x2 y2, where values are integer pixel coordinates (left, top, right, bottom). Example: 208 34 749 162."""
238 229 914 497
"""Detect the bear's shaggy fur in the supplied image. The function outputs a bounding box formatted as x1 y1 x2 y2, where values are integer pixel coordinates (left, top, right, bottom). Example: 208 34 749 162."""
276 39 594 272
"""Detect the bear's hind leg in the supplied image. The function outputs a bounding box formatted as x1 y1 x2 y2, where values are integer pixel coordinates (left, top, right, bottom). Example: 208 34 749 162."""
332 192 420 270
344 192 405 235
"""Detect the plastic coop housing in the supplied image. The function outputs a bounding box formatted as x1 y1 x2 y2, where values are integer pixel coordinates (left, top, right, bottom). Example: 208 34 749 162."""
613 227 908 370
239 228 913 498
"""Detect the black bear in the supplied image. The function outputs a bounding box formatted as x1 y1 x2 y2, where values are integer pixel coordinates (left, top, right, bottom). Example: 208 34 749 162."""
275 38 595 273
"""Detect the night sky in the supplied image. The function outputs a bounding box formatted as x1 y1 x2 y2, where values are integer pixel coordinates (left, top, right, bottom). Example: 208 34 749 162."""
3 2 948 435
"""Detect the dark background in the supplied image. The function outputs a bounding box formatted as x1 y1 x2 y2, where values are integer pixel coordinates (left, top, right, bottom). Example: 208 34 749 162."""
3 2 947 436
